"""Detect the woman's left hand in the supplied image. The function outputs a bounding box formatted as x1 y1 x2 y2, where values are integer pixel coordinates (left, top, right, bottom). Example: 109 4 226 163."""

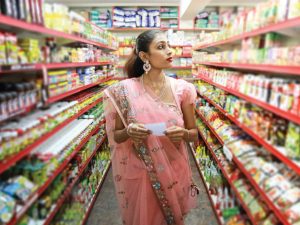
164 126 187 144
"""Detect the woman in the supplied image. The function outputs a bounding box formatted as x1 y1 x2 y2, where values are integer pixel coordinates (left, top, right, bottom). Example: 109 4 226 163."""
104 30 198 225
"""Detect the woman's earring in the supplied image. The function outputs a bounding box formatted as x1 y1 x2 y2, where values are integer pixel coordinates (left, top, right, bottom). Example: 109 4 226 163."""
143 60 151 74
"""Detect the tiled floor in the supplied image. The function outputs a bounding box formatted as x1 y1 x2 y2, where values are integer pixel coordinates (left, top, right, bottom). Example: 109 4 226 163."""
86 150 219 225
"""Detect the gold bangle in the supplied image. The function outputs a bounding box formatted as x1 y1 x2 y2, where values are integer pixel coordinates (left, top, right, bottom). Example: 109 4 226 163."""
186 129 190 140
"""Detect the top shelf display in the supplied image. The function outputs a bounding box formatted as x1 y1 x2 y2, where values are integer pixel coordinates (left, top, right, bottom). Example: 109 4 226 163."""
194 17 300 50
0 2 118 51
194 0 300 50
112 6 179 30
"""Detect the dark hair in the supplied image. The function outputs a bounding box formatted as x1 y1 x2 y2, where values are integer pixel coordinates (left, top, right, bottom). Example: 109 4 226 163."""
124 30 164 78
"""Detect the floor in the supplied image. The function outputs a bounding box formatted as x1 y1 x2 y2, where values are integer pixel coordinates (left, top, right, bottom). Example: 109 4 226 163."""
86 150 219 225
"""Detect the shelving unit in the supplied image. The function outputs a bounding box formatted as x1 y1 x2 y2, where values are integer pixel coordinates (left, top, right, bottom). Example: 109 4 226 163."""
195 109 291 225
198 62 300 76
80 162 111 225
195 128 258 225
196 90 300 175
0 15 117 51
189 144 223 225
0 8 118 225
194 17 300 50
6 120 106 225
0 62 112 74
196 75 300 125
43 135 107 225
0 97 104 175
46 76 113 104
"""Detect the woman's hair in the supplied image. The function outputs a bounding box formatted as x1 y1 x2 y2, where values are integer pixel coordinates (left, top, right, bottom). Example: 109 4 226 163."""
124 30 164 78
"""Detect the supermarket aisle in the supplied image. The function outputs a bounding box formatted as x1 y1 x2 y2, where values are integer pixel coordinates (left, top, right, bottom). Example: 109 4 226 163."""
86 150 219 225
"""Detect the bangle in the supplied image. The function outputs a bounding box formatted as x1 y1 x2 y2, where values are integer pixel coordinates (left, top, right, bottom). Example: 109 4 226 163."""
127 123 134 136
186 129 190 140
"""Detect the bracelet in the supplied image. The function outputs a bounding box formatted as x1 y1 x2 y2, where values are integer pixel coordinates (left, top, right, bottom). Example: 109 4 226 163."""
127 123 134 136
186 129 190 140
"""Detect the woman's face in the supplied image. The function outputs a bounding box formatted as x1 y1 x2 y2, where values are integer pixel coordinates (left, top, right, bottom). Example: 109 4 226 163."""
147 34 173 69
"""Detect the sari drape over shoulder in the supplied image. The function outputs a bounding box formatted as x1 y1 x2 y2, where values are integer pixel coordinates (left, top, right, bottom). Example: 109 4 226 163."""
104 77 197 225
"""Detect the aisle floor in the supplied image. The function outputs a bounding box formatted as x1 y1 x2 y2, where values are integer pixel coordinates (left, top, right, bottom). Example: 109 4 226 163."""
86 151 219 225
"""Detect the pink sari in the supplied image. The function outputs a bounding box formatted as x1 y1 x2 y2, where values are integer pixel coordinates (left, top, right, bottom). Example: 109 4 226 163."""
104 77 197 225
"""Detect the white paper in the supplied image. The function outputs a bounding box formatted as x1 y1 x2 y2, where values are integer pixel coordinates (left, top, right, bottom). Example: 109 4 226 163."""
144 123 166 136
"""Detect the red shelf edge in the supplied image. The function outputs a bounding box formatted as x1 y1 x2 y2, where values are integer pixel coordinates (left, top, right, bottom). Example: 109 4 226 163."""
196 127 258 225
199 62 300 76
0 62 113 74
43 134 107 225
197 75 300 125
80 162 111 225
0 97 104 175
0 15 116 51
195 108 291 225
189 146 223 225
197 92 300 176
194 17 300 50
47 76 112 104
7 120 105 225
45 62 112 70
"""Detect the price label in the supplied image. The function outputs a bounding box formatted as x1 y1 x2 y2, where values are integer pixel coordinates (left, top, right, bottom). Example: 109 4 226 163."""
223 145 233 162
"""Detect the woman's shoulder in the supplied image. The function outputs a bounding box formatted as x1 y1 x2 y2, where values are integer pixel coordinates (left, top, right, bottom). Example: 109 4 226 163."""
106 77 140 91
169 77 193 89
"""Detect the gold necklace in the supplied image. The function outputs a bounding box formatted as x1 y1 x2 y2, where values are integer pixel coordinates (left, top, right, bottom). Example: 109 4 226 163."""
141 74 167 101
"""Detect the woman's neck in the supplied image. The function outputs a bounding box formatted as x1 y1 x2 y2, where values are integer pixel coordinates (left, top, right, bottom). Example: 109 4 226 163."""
144 68 164 83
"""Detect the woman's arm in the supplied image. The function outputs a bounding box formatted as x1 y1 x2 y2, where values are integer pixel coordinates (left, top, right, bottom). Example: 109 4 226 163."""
165 103 198 143
181 103 198 142
113 113 151 144
113 113 129 143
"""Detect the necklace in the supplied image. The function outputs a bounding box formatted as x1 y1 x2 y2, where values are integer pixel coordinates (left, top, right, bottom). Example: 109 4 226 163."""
141 73 167 102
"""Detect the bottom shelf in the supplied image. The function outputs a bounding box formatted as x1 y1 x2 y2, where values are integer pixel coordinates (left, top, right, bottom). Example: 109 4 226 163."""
189 143 223 225
81 161 112 225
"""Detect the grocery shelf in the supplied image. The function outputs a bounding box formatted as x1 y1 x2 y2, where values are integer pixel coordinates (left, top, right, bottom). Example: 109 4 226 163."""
195 109 224 145
194 17 300 50
194 109 291 225
0 15 116 51
108 27 163 32
197 75 300 125
43 134 107 225
197 92 300 175
168 66 192 69
108 27 178 32
81 162 111 225
160 17 178 19
181 28 219 32
0 62 112 74
0 64 43 74
0 97 104 175
189 144 223 225
0 104 36 125
196 127 258 225
108 28 218 32
199 62 300 76
46 62 112 70
7 121 104 225
46 76 112 104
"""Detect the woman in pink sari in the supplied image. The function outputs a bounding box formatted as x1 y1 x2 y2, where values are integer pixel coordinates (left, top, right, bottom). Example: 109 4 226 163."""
104 30 198 225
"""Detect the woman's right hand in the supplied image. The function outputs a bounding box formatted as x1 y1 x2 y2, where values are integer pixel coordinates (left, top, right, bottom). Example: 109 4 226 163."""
127 123 151 143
